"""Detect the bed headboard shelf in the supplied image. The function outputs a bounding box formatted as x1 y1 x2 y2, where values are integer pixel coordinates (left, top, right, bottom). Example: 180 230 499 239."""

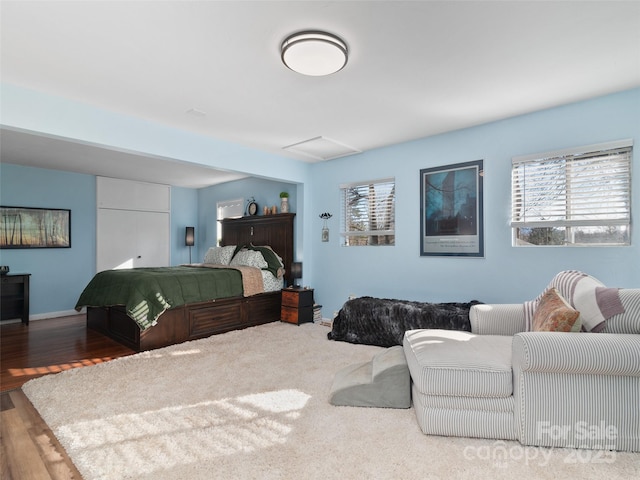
220 213 295 286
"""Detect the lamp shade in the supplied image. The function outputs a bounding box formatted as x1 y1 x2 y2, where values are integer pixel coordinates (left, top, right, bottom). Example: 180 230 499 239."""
185 227 195 247
291 262 303 281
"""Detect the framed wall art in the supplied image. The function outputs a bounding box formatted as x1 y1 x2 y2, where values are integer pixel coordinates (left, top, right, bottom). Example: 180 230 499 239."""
420 160 484 257
0 206 71 249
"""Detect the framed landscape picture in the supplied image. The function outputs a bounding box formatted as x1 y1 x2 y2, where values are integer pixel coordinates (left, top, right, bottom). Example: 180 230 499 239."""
0 206 71 249
420 160 484 257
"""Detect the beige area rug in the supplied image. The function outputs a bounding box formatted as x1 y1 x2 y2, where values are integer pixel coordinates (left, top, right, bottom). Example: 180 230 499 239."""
23 322 639 480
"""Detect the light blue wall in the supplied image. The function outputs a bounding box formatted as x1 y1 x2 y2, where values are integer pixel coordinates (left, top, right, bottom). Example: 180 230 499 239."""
2 83 311 184
1 83 311 317
170 186 198 265
0 164 294 316
2 87 638 319
196 177 299 262
308 88 640 317
0 163 96 316
0 164 201 316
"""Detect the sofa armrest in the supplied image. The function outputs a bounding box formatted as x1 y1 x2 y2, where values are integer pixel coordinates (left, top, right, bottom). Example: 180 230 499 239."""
512 332 640 451
512 332 640 375
469 304 526 335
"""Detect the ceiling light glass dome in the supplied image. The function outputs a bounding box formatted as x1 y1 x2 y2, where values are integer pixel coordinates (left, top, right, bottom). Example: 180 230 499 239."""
281 31 348 76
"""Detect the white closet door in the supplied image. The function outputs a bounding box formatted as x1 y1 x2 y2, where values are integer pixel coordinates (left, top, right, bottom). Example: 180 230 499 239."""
97 209 138 271
135 211 170 268
97 209 170 271
96 177 171 272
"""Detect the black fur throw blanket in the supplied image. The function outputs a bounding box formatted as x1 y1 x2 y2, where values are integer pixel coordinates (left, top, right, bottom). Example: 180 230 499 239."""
327 296 482 347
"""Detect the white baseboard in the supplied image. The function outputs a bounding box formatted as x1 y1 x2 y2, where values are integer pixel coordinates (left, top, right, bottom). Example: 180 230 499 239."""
29 309 82 321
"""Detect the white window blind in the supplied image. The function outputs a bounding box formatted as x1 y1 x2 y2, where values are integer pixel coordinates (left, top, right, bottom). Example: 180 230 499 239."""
216 198 243 245
511 140 632 246
340 178 395 246
217 198 244 220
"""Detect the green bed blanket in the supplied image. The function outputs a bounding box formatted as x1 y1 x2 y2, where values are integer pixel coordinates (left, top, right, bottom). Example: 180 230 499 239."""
75 266 244 330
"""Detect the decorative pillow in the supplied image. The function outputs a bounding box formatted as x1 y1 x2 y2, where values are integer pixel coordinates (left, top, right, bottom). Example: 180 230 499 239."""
203 246 236 265
524 270 624 332
572 281 625 333
229 249 268 269
600 289 640 334
532 288 581 332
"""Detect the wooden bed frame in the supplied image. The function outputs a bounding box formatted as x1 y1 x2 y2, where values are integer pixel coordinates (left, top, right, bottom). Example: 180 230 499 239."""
87 213 295 351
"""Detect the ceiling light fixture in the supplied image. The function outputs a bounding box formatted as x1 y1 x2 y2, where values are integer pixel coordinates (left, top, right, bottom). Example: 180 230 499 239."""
281 31 348 76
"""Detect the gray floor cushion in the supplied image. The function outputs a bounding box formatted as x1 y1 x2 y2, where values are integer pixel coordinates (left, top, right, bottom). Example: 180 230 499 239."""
329 346 411 408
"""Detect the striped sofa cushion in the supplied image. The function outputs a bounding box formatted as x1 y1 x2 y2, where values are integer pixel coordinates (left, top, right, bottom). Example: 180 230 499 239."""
524 270 625 332
403 329 513 398
412 383 518 440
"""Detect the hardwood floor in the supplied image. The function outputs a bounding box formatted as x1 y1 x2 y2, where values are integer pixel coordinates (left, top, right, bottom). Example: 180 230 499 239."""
1 315 135 479
1 315 135 392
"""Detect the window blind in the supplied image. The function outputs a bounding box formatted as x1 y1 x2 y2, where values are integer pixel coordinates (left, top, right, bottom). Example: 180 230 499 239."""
216 198 244 245
340 178 395 246
511 140 632 245
217 198 244 220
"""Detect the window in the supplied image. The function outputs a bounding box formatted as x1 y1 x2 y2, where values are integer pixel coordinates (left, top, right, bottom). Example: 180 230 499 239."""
216 198 243 244
340 178 395 246
511 140 632 246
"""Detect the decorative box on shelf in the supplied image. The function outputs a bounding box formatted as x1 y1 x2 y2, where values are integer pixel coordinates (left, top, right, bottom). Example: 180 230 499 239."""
281 287 314 325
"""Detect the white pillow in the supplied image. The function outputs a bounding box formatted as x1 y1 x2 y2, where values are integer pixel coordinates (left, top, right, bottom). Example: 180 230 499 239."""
203 246 236 265
229 249 268 269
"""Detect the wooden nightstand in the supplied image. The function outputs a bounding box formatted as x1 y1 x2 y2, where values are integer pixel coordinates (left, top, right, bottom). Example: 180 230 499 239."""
281 287 314 325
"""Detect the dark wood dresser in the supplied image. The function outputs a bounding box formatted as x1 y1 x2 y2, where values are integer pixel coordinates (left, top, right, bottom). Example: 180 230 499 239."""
1 273 31 325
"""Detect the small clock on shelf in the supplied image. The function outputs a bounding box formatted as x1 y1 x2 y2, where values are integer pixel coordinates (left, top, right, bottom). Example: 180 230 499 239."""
246 197 258 216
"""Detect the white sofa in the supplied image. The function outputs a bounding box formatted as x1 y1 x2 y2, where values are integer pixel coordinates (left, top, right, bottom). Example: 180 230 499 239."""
403 271 640 452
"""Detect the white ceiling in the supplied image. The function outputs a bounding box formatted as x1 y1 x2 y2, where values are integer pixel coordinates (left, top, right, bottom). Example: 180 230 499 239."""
1 1 640 188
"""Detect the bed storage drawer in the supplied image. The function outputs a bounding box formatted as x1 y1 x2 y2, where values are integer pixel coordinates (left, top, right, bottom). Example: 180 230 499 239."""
188 300 243 338
188 292 282 337
87 292 282 352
